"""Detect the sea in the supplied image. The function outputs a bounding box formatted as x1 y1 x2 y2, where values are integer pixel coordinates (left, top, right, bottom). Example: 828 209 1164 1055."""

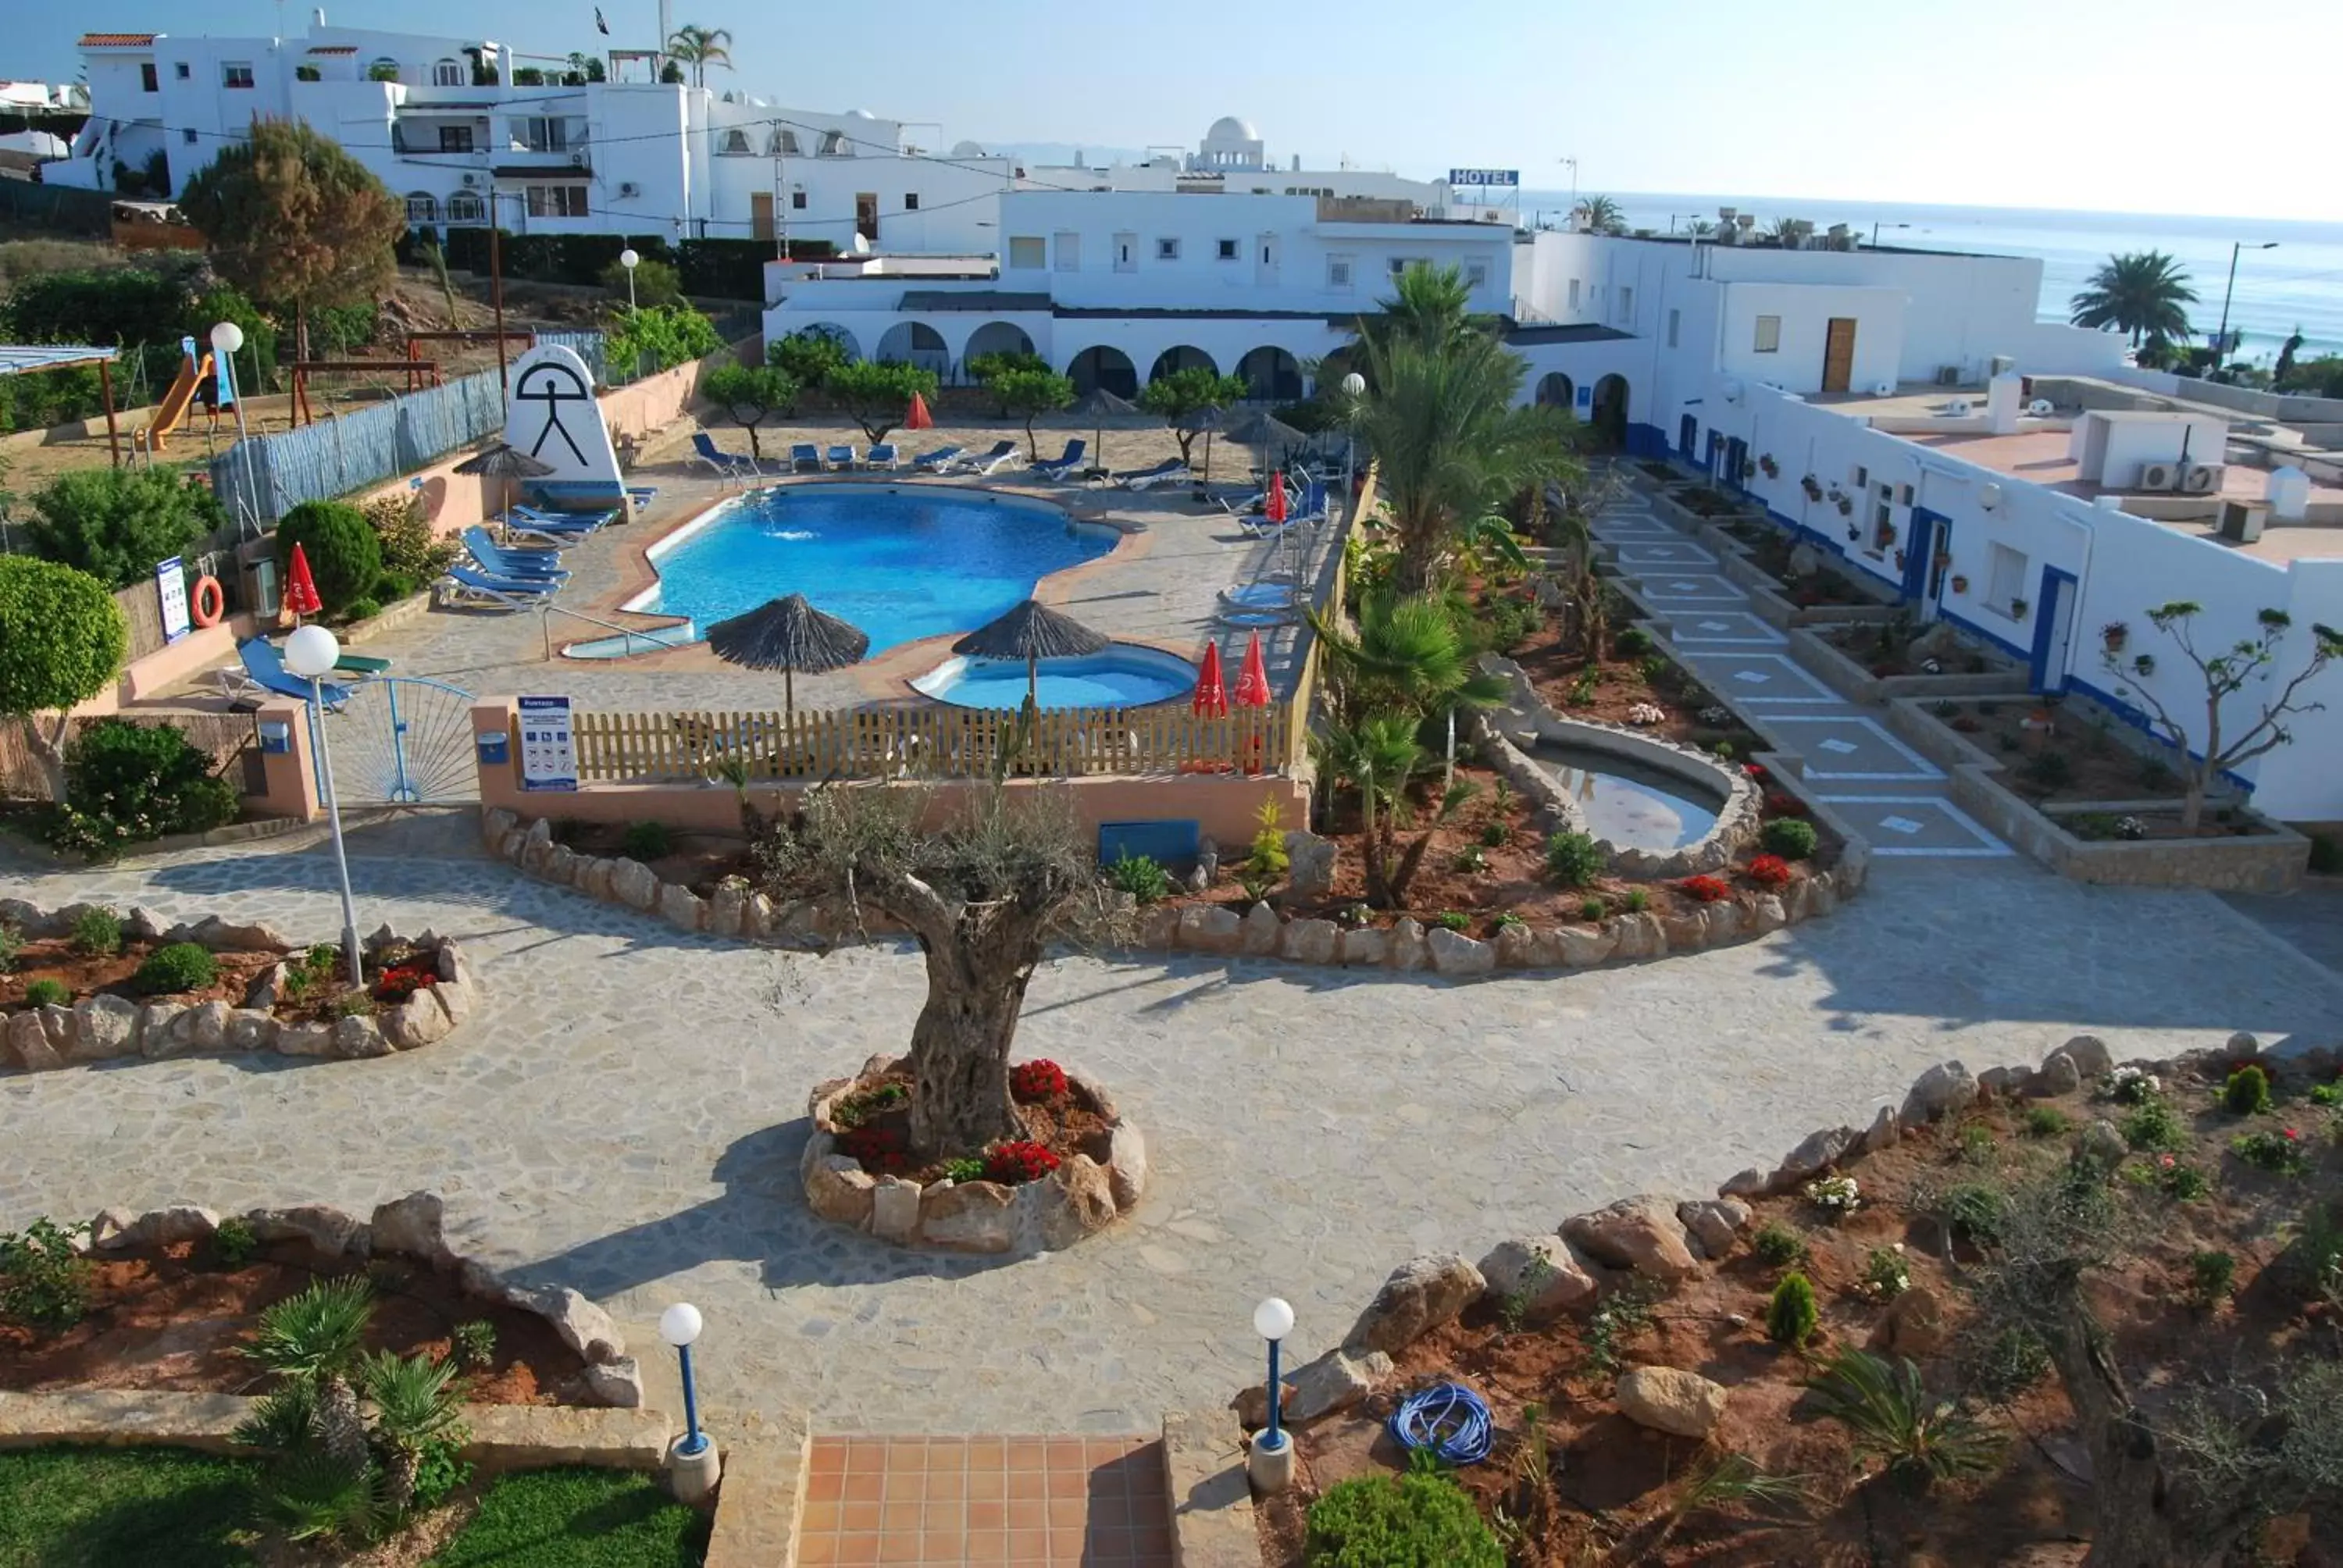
1509 191 2343 364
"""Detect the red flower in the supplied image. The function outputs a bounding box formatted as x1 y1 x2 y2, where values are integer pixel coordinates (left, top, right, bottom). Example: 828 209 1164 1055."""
1743 763 1766 779
2284 1128 2302 1141
1745 854 1792 889
1679 875 1731 903
1010 1059 1069 1103
983 1140 1061 1185
1764 790 1806 818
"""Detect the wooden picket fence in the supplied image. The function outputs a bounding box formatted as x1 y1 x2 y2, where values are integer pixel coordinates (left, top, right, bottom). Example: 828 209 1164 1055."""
569 701 1294 783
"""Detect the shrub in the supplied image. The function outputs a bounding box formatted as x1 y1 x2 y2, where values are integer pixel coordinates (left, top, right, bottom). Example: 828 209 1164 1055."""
1679 874 1731 903
2022 1106 2070 1138
0 1217 92 1331
2149 1153 2211 1201
1479 821 1508 848
1303 1452 1504 1568
1860 1246 1911 1300
943 1156 988 1185
2222 1064 2272 1115
51 719 239 857
1806 1174 1861 1216
2231 1127 2309 1175
212 1216 259 1267
1544 831 1605 888
598 252 683 307
1624 888 1650 912
1449 845 1486 873
451 1319 497 1371
1752 1220 1807 1267
2313 1082 2343 1109
620 821 674 861
1107 850 1173 903
1766 1271 1819 1345
1956 1121 1998 1163
371 572 416 603
1937 1181 2009 1245
1009 1059 1068 1101
1578 897 1605 921
1433 911 1471 932
2108 1065 2160 1105
344 597 382 622
605 302 722 377
0 921 18 973
1762 818 1819 861
1963 1324 2050 1401
1806 1349 2004 1490
1744 853 1792 888
1613 626 1652 656
2187 1249 2236 1310
276 501 383 615
2121 1096 2188 1152
23 467 222 589
982 1140 1061 1185
23 978 70 1007
2020 750 2074 791
362 493 458 583
1249 800 1289 877
768 326 851 386
134 941 220 995
69 905 123 956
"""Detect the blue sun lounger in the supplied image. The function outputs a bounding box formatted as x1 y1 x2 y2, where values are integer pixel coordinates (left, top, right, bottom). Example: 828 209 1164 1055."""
910 445 964 472
790 444 822 473
1029 438 1087 480
693 431 765 479
462 527 572 583
1113 458 1189 490
218 637 354 711
439 565 562 610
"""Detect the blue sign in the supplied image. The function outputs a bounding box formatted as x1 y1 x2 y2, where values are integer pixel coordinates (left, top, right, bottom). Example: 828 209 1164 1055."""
516 696 576 792
1447 169 1520 189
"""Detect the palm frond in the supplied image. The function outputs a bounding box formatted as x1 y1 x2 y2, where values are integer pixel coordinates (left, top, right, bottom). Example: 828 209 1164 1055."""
1806 1349 2005 1489
246 1275 374 1381
360 1349 469 1449
233 1380 319 1451
258 1448 383 1544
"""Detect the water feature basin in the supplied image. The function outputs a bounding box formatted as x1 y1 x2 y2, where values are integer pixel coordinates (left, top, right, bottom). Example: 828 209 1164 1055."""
1535 745 1723 853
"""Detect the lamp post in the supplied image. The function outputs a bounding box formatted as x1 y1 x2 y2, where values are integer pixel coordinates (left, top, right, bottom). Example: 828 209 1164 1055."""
210 320 261 529
1247 1297 1296 1492
658 1302 722 1502
280 625 365 991
619 247 640 310
1340 370 1366 492
2215 241 2278 372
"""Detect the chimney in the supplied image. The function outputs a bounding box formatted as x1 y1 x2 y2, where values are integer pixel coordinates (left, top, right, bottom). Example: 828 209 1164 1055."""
1291 154 1300 171
313 8 325 23
1986 371 2023 433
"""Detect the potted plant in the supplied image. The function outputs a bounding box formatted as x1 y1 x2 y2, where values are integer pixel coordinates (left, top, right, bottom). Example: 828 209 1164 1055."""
2010 597 2030 619
1845 523 1860 542
1801 475 1824 501
1894 549 1908 572
1739 458 1757 481
1949 573 1969 593
1835 495 1854 516
1759 454 1779 478
1932 549 1952 570
2102 620 2129 651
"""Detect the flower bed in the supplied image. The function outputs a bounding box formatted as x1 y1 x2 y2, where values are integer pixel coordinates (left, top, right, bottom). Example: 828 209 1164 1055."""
801 1056 1145 1255
0 899 480 1072
1796 616 2027 703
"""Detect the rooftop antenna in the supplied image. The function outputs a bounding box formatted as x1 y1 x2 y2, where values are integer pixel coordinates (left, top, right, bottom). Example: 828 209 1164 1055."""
657 0 672 73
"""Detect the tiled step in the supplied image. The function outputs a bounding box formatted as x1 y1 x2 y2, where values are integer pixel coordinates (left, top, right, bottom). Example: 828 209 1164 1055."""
796 1434 1173 1567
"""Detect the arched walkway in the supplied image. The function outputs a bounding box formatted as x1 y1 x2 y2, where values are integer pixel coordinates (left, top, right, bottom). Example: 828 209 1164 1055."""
1066 345 1138 399
785 323 861 363
1236 346 1303 402
962 321 1036 366
1592 373 1629 449
1149 345 1218 383
1535 371 1575 413
874 322 948 375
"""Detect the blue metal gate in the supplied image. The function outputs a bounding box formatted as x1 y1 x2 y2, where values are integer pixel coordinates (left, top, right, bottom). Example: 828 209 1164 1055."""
311 676 479 805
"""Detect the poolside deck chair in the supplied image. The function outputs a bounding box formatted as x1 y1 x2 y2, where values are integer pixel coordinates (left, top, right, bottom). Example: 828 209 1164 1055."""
217 638 354 711
438 565 562 611
910 445 963 472
961 440 1019 476
693 431 764 480
1233 510 1299 542
462 527 571 583
790 444 822 474
825 444 857 471
1113 458 1189 491
501 511 603 546
511 503 616 529
1029 438 1086 480
863 443 900 470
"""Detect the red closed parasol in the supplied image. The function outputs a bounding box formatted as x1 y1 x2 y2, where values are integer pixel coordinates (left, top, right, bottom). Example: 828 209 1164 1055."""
906 391 934 431
1264 472 1286 526
282 543 323 621
1192 640 1229 718
1234 631 1271 708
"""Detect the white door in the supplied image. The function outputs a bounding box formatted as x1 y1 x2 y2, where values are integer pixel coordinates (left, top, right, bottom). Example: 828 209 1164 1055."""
1255 233 1280 290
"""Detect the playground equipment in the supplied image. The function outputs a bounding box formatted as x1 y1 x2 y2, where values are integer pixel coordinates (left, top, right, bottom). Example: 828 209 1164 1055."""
144 344 216 454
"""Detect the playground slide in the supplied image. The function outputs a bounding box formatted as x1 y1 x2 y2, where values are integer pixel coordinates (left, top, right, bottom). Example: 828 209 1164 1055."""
146 351 213 453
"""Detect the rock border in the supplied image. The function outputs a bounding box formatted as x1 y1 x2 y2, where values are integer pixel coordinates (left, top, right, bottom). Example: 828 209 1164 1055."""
0 904 482 1073
70 1190 645 1409
483 808 1863 981
800 1055 1145 1255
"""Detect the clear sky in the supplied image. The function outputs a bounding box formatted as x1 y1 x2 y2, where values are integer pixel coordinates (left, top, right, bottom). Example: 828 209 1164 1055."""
19 0 2336 222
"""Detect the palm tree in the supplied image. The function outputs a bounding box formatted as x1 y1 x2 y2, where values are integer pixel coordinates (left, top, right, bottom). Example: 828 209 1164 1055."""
245 1275 375 1473
1309 593 1508 729
1307 711 1430 908
664 23 733 88
2275 326 2306 389
1574 194 1625 235
2069 251 2199 349
362 1349 469 1512
1354 261 1479 358
1685 218 1717 238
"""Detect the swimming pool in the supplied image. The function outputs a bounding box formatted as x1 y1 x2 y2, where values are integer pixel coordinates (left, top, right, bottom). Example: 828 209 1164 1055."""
568 485 1118 660
912 645 1199 709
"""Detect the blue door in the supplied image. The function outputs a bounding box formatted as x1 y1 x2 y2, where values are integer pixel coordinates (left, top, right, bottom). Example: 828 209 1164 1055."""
1678 415 1697 461
2029 567 2078 693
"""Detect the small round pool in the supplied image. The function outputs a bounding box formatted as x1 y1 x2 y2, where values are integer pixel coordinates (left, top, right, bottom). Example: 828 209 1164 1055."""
1536 745 1723 853
913 644 1198 709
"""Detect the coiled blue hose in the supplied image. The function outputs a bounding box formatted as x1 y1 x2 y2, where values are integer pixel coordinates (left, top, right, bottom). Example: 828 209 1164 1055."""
1386 1381 1493 1466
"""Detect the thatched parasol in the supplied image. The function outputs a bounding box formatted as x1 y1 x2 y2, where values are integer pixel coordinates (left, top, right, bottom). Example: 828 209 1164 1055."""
455 441 557 519
1220 410 1307 477
952 599 1111 707
705 593 870 722
1062 387 1138 470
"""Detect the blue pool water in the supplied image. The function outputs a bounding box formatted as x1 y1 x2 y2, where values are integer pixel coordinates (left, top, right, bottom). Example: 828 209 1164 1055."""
610 485 1116 657
1536 745 1723 853
914 646 1198 709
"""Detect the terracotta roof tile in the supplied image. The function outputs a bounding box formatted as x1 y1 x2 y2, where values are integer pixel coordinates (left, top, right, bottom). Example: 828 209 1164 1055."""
77 33 157 47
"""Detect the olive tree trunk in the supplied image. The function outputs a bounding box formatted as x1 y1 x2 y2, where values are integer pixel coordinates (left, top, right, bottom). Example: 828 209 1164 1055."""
20 715 70 803
879 873 1054 1157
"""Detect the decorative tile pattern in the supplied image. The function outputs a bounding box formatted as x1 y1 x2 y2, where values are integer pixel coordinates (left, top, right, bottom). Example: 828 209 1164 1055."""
797 1435 1172 1566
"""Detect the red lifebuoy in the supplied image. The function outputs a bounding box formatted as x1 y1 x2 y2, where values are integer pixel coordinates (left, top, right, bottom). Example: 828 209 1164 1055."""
190 575 226 628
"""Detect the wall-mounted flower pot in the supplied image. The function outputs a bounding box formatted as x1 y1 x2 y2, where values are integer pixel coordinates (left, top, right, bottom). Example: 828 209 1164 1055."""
1949 574 1969 593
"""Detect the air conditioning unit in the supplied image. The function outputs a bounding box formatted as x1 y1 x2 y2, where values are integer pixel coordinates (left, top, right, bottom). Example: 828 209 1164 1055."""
2182 464 2224 494
617 180 640 198
1945 398 1974 417
459 172 478 187
1870 380 1895 397
569 151 586 167
2027 397 2054 417
2219 500 2267 542
2138 461 2177 491
1935 365 1962 387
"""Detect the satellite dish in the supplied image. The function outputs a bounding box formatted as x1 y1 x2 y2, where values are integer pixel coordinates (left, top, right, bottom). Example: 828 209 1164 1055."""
1945 398 1973 417
850 233 872 255
2027 397 2054 417
1870 380 1895 397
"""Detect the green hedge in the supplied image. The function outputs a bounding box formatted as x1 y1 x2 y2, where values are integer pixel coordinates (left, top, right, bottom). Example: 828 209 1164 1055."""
276 501 383 615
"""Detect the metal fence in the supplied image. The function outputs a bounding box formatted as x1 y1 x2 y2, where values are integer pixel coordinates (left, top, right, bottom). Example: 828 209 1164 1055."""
0 710 259 802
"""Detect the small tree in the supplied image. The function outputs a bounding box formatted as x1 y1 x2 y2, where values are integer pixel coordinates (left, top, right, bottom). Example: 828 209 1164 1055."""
23 468 221 590
768 328 851 388
1138 367 1249 469
700 363 801 460
177 119 406 363
990 367 1075 461
0 558 129 801
824 360 939 445
2102 600 2343 831
276 501 383 616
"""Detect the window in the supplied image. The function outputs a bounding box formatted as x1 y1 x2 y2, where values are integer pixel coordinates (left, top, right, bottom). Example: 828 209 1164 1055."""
767 128 800 156
1054 231 1081 271
181 128 198 145
1851 465 1869 490
405 193 437 223
140 62 158 92
1617 285 1633 323
818 130 850 157
174 62 191 80
1986 543 2028 616
1113 232 1136 273
1216 238 1239 261
1155 237 1179 261
222 62 255 89
1667 307 1680 347
1007 235 1045 269
433 59 463 86
524 184 589 218
1872 503 1893 551
1567 279 1580 311
1387 255 1428 277
1464 261 1489 289
903 193 919 212
1753 315 1782 353
1326 255 1353 289
718 128 751 155
444 192 483 223
790 189 807 210
437 124 473 153
518 117 568 152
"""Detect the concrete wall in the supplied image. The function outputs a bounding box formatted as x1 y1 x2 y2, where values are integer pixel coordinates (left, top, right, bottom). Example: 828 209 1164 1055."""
1717 282 1905 396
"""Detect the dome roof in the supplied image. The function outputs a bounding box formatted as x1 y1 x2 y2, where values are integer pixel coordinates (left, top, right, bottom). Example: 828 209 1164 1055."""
950 139 987 159
1205 115 1257 143
843 108 876 120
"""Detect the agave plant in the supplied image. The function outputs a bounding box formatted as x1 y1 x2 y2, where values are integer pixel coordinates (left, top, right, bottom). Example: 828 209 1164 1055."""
1806 1349 2005 1491
362 1349 470 1510
246 1275 375 1472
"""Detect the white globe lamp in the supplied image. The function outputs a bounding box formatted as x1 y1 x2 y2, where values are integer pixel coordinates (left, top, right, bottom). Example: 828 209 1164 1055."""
280 623 362 990
282 622 341 679
1340 372 1364 399
659 1303 704 1348
619 248 641 309
661 1303 711 1459
209 320 245 355
1253 1297 1294 1342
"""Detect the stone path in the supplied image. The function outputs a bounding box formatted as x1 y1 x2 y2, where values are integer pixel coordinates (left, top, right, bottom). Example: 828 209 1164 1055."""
5 804 2338 1436
1592 477 2013 859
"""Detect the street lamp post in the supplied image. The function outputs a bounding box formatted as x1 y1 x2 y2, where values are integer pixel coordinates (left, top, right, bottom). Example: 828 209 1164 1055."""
1340 370 1366 492
280 625 365 991
658 1303 722 1502
1247 1297 1296 1492
209 320 261 529
619 247 640 310
2216 241 2279 372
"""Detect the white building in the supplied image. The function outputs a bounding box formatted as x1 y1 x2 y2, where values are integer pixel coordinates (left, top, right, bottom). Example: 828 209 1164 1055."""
1007 116 1453 213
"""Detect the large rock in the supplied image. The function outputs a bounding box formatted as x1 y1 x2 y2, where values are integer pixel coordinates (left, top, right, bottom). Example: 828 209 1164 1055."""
1861 1105 1902 1153
333 1014 391 1059
1282 918 1339 965
123 906 171 943
803 1152 876 1229
608 858 659 911
243 1204 366 1256
1617 1366 1728 1438
2076 1119 2128 1170
220 1007 276 1050
1133 904 1179 949
1493 922 1539 969
118 1206 222 1249
503 1282 624 1363
183 1000 233 1053
1176 905 1243 956
1017 1155 1118 1252
518 817 555 873
1769 1124 1856 1191
1610 912 1666 961
1870 1284 1949 1359
1338 927 1388 967
2027 1051 2082 1098
178 915 296 953
2047 1035 2113 1081
1475 1236 1597 1320
480 806 518 849
383 989 455 1050
1676 1199 1752 1259
70 994 140 1061
1239 903 1282 957
918 1179 1015 1254
540 843 580 888
1107 1122 1147 1211
135 1003 191 1059
274 1021 338 1058
1549 924 1618 967
1389 917 1428 972
1425 926 1495 977
369 1192 451 1265
1345 1253 1485 1354
870 1177 922 1245
1899 1061 1977 1126
582 1357 645 1409
1232 1347 1393 1430
707 881 747 939
576 857 616 901
658 882 706 933
1282 831 1338 903
4 1007 70 1071
1561 1196 1699 1282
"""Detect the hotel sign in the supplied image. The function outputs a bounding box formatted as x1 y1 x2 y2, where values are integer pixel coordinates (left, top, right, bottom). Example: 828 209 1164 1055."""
1447 169 1520 188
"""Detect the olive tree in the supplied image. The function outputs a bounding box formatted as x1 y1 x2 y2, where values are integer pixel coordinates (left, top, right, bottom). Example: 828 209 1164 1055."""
0 558 129 800
1137 367 1248 469
823 361 939 445
700 362 801 460
989 367 1075 461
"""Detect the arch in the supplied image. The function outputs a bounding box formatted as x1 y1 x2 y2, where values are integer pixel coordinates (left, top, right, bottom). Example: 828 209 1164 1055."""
818 129 851 157
876 320 949 374
1535 371 1574 413
1066 344 1137 399
1236 346 1303 402
962 321 1036 365
794 323 861 362
369 56 401 80
766 127 801 157
405 192 438 224
718 127 751 155
1591 373 1630 449
1149 345 1218 383
431 58 464 86
1314 346 1358 395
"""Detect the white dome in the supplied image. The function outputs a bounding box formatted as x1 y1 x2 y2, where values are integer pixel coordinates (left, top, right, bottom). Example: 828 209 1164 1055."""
1206 115 1257 143
843 108 876 121
950 139 987 159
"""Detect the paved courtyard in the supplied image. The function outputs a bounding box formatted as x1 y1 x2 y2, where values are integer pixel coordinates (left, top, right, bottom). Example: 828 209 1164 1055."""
5 814 2340 1434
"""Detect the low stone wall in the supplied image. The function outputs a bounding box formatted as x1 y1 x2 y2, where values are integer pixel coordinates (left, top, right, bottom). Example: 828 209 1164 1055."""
0 905 481 1073
801 1056 1144 1255
65 1192 646 1409
1786 624 2028 705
